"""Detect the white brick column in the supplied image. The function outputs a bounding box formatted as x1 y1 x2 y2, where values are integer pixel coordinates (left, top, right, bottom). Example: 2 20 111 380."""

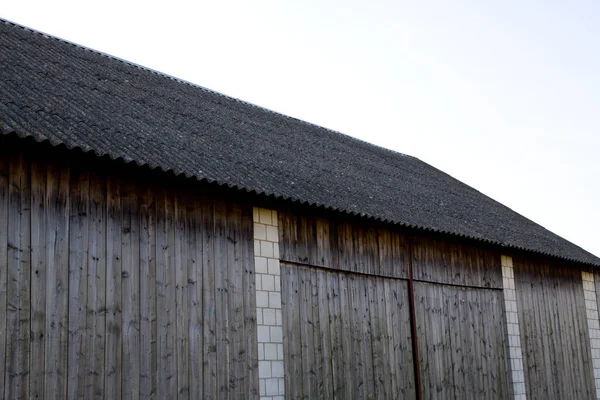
582 271 600 399
253 207 285 399
502 255 527 399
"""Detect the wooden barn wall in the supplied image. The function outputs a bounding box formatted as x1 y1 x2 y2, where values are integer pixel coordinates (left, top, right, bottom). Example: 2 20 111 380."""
414 282 509 399
513 257 595 399
0 148 258 399
279 213 502 289
280 263 416 399
279 211 511 398
412 236 502 289
279 213 410 279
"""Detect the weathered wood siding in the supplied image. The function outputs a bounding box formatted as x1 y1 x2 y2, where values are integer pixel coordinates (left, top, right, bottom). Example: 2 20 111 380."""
514 258 595 399
412 237 502 289
279 211 511 398
415 282 509 399
281 263 415 399
0 148 258 399
280 213 409 279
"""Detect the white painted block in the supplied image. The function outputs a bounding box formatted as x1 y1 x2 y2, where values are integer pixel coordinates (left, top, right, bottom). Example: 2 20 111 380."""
254 223 267 240
259 361 272 378
515 369 525 383
276 310 282 326
271 326 283 343
584 280 596 292
255 256 268 274
258 343 265 360
257 325 270 343
260 241 274 258
501 255 513 268
269 292 282 309
262 274 275 291
271 210 278 226
256 308 263 325
277 344 284 360
275 278 281 292
256 291 270 308
582 271 594 282
265 343 278 360
504 289 516 301
259 378 266 395
268 259 281 276
259 208 272 225
266 378 279 395
278 378 285 395
271 361 284 378
266 225 279 242
263 308 277 326
513 382 526 395
273 243 280 258
514 358 523 371
510 346 521 359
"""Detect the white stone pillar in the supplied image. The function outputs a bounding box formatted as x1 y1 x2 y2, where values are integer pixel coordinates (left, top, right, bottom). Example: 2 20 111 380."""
501 255 527 399
253 207 285 399
582 271 600 399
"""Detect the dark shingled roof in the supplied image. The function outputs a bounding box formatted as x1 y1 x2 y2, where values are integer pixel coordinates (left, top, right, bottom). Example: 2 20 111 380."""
1 18 598 266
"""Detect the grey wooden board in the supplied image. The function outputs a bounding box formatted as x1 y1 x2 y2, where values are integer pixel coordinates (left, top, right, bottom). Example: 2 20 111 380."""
281 263 416 399
279 212 410 279
514 258 596 400
414 281 510 400
0 149 258 399
411 236 502 289
279 211 503 288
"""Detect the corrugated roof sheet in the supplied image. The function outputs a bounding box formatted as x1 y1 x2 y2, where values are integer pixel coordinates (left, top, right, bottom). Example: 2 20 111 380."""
1 18 598 266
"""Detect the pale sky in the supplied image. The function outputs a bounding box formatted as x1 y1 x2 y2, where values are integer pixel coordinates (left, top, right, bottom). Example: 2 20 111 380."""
3 1 599 257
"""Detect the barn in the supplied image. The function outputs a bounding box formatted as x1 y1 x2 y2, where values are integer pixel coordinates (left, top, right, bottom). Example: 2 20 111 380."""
1 18 599 400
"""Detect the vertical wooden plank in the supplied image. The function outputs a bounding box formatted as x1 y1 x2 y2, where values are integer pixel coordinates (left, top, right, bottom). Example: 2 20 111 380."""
315 217 331 268
372 277 392 399
174 191 189 398
202 197 217 399
44 162 70 399
29 159 47 399
213 200 230 396
85 171 107 399
336 273 353 400
227 203 245 396
242 204 258 398
309 266 324 400
121 179 140 400
299 265 314 396
105 175 122 399
5 152 31 400
0 146 9 398
360 276 376 398
282 265 301 398
156 187 177 397
316 266 333 399
139 184 157 399
327 271 344 397
67 166 90 399
188 194 203 400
